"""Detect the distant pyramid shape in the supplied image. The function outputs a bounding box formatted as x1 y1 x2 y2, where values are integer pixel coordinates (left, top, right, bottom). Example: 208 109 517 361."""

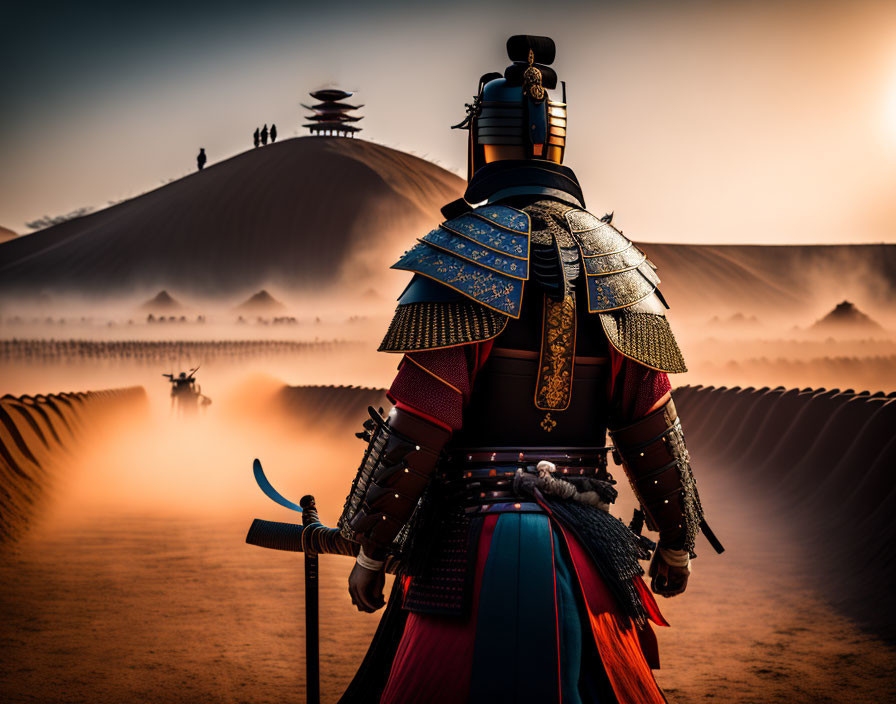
811 300 882 331
234 289 286 313
0 225 16 243
141 290 183 312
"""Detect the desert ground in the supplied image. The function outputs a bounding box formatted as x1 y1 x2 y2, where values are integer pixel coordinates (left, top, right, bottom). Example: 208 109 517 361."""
1 323 895 703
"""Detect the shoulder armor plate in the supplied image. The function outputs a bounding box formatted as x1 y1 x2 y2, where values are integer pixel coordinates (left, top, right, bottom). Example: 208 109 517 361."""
392 204 531 318
379 301 509 353
597 295 687 373
565 208 660 314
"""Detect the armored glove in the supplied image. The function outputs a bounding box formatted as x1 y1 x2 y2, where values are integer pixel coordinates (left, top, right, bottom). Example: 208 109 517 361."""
648 547 691 598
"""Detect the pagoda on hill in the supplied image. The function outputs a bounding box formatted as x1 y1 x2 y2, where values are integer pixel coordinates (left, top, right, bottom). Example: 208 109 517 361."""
302 89 363 137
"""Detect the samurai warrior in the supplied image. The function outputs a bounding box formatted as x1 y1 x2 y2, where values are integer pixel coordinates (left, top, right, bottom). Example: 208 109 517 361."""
163 367 210 415
338 35 723 704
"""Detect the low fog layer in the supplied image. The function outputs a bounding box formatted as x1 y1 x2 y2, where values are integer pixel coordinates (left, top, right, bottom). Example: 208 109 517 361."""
3 286 894 396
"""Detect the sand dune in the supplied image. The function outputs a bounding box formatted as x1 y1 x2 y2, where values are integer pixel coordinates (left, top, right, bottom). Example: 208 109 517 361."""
645 242 896 317
692 353 896 393
0 138 464 297
277 384 388 431
0 387 147 543
1 138 893 318
674 384 896 641
141 290 185 313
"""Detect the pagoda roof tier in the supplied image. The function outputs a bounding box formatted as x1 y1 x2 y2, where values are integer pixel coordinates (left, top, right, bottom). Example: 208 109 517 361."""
304 123 361 132
309 89 353 101
301 102 364 112
304 113 363 123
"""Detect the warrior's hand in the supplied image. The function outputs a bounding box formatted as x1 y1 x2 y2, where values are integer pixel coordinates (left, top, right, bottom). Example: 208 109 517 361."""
648 548 690 598
348 560 386 613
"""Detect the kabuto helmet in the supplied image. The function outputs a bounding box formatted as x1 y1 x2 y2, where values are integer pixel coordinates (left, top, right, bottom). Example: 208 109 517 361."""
453 35 567 181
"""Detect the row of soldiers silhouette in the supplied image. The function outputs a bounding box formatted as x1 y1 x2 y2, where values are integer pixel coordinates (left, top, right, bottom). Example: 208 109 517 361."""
194 123 279 171
254 124 277 147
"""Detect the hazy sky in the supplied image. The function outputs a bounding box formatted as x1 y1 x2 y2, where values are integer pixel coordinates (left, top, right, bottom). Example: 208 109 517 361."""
2 0 895 244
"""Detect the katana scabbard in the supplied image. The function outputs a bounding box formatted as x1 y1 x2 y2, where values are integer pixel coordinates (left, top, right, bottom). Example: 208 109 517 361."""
301 496 321 704
247 493 399 704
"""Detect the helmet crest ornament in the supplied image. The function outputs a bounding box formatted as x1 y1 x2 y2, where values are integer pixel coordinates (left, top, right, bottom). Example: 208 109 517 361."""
522 49 546 103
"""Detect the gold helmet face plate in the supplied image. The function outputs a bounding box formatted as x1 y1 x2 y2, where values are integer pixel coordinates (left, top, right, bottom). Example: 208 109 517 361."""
546 100 567 163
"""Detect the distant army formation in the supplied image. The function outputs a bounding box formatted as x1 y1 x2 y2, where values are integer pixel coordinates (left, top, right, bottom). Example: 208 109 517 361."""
147 314 206 324
236 315 298 325
0 339 357 367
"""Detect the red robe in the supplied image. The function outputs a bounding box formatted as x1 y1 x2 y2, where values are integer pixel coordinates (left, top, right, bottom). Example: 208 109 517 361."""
381 342 672 704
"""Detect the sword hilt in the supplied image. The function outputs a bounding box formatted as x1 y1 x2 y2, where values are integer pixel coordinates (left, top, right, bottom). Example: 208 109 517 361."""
300 495 320 526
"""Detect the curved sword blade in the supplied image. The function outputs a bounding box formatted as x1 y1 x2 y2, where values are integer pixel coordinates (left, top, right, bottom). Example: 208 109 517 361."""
252 458 303 512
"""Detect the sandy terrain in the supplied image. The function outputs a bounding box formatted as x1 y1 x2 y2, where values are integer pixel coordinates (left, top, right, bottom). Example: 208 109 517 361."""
1 378 894 704
0 137 464 299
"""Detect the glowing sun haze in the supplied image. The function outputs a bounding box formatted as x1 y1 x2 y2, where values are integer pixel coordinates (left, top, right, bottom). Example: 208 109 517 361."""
1 0 894 245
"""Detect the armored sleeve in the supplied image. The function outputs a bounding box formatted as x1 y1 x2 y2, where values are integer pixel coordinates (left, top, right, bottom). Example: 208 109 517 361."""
609 397 723 557
339 345 484 559
345 406 451 560
607 347 673 423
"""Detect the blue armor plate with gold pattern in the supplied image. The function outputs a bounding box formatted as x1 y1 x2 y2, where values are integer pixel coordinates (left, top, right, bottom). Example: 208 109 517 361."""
391 204 530 318
393 244 525 317
440 210 530 259
420 228 528 280
470 204 531 234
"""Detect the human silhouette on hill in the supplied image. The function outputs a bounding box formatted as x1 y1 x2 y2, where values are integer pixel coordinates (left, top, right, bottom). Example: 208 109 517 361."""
197 148 207 171
270 124 277 143
253 127 260 148
260 124 269 145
